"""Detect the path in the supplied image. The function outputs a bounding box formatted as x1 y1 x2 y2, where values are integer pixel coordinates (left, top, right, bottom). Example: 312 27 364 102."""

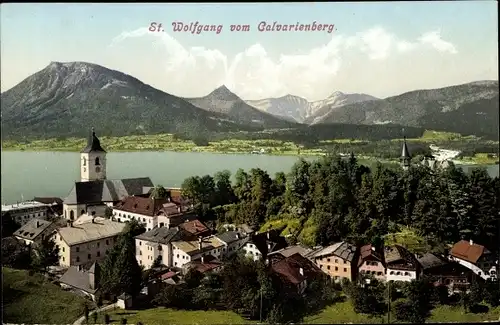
73 303 117 325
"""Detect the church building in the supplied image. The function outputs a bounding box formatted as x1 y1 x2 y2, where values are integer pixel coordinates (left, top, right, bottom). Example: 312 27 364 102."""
62 128 154 220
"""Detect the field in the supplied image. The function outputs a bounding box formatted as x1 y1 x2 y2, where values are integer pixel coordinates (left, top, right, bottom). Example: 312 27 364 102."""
3 267 88 324
99 300 500 324
2 130 498 164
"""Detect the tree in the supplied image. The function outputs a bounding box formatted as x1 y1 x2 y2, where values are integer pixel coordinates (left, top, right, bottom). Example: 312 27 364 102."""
150 185 168 199
1 237 32 269
1 214 21 237
91 312 98 324
31 237 59 272
104 314 110 325
83 304 89 323
104 206 113 219
184 268 204 288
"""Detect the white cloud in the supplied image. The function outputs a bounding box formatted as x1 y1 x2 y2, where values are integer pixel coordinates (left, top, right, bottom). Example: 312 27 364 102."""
418 30 458 54
109 26 458 101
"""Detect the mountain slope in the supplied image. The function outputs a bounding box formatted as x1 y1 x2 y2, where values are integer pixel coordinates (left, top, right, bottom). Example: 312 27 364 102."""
186 86 297 128
1 62 253 140
246 92 378 123
312 81 499 138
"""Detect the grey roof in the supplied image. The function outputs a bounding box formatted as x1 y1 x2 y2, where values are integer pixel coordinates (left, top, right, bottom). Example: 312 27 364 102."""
57 219 126 245
313 242 357 262
418 253 449 270
401 137 411 159
135 227 185 245
64 177 154 205
81 129 106 153
215 231 244 244
268 245 313 258
59 266 98 294
13 218 53 241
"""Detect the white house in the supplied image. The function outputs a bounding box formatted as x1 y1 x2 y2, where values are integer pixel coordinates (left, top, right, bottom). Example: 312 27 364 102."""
242 230 288 261
449 240 497 281
214 231 249 258
384 245 420 282
171 236 226 268
1 201 51 226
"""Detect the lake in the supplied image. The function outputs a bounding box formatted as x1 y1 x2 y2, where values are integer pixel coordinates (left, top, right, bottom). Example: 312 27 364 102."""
1 151 498 204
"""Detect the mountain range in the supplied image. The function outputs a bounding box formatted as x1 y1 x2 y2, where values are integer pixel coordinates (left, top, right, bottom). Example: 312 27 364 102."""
1 61 498 141
246 91 378 123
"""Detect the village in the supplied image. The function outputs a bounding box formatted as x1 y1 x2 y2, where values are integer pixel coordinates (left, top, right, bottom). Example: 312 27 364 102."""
2 129 499 324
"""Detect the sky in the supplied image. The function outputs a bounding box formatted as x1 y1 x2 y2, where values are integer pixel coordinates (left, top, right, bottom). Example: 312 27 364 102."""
1 2 498 101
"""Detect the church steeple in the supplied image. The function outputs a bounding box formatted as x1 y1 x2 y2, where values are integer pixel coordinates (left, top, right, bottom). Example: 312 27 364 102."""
80 127 107 182
400 130 411 170
81 127 106 153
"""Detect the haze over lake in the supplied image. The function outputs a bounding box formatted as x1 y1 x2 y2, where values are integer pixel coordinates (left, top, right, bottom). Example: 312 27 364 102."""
1 151 498 205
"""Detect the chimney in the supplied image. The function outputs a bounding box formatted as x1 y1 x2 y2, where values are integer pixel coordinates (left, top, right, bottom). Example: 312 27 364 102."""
198 237 203 250
470 239 473 246
201 256 205 263
36 221 40 228
177 206 181 213
267 232 270 240
299 267 304 276
92 217 95 223
371 246 375 251
236 233 240 239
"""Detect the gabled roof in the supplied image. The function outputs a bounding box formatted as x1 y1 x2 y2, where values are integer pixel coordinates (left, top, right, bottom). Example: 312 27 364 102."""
418 253 449 270
114 196 169 217
59 265 99 294
135 227 190 245
13 218 53 241
179 219 210 237
81 129 106 153
172 236 225 256
268 244 314 259
358 244 384 267
384 245 419 269
450 240 491 264
313 241 357 263
56 219 126 246
215 231 245 245
248 230 288 256
64 177 154 205
271 253 324 285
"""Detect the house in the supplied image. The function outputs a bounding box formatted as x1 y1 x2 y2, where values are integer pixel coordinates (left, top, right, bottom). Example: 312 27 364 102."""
113 196 189 231
33 197 64 217
160 271 185 286
178 219 212 237
242 230 288 261
449 240 497 280
1 200 51 226
135 226 196 269
59 262 101 301
171 236 226 268
182 255 224 275
270 253 325 294
311 241 358 281
384 245 420 282
215 230 249 258
62 128 154 220
357 244 386 282
418 252 472 293
53 217 126 267
13 218 56 245
268 244 315 264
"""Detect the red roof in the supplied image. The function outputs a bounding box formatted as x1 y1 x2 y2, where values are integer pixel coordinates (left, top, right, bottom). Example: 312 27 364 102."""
187 255 222 273
271 253 323 285
160 271 177 280
450 240 490 264
179 219 210 236
358 244 383 267
114 196 170 216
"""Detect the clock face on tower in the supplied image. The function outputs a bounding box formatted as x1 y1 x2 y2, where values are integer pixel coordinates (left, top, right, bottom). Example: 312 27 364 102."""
95 167 101 173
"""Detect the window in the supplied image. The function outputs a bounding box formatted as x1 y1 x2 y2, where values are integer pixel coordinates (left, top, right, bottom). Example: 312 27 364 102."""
396 271 401 275
63 257 65 262
88 254 91 260
138 241 141 246
344 260 347 264
97 242 100 248
97 251 100 257
344 268 347 272
404 272 409 276
63 247 65 252
95 157 100 166
335 259 338 263
76 257 80 262
83 157 87 166
80 210 85 215
327 258 331 262
139 251 142 255
177 254 179 258
377 272 383 276
390 271 394 275
76 247 80 252
91 211 96 216
335 266 338 271
106 240 109 245
327 265 331 270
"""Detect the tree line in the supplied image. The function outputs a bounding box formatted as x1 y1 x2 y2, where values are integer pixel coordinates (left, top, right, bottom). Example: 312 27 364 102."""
181 154 499 254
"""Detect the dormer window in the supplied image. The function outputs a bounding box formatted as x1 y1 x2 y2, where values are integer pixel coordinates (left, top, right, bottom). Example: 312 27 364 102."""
95 157 100 166
134 204 138 208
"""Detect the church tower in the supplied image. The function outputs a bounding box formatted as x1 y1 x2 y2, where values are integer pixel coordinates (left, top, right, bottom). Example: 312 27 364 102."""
400 136 411 171
80 128 107 182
